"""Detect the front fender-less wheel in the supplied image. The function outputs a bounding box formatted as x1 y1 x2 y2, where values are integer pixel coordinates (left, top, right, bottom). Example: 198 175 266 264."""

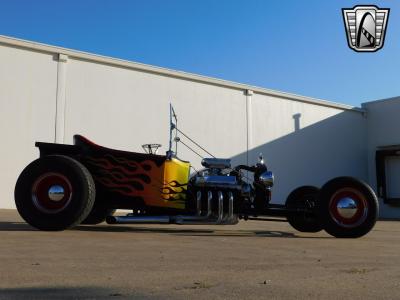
319 177 378 238
15 155 96 231
286 186 323 233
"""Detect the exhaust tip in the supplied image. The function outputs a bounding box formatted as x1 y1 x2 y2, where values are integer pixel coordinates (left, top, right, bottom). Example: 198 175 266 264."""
106 216 117 224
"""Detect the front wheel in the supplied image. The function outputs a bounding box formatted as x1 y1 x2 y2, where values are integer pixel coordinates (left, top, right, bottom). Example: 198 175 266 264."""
286 186 322 233
318 177 378 238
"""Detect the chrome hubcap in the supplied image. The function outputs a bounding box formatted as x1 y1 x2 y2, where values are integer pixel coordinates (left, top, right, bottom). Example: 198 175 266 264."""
31 172 72 214
48 185 65 202
329 188 368 228
336 197 358 219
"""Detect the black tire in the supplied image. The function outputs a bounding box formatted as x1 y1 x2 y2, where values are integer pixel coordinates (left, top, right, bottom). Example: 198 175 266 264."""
319 177 378 238
81 201 115 225
15 155 96 231
286 186 323 233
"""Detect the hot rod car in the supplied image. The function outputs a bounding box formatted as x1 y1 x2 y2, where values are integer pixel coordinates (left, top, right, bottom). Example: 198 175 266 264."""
15 106 378 238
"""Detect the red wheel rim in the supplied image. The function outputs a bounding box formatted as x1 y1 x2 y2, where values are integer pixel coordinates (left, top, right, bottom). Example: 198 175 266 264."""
329 188 368 228
31 172 72 213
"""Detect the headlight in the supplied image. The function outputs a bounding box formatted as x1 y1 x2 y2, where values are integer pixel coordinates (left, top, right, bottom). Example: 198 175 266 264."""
259 171 274 187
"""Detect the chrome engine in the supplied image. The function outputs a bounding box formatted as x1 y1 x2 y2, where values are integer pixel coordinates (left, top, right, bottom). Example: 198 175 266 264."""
183 158 241 224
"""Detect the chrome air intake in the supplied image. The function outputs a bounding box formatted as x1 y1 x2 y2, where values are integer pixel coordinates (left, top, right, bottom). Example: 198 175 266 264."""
201 158 231 169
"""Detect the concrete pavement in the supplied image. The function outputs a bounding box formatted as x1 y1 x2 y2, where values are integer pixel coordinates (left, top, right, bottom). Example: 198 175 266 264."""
0 209 399 299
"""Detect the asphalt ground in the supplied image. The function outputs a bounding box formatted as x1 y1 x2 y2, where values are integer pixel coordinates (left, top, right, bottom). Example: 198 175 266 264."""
0 209 399 299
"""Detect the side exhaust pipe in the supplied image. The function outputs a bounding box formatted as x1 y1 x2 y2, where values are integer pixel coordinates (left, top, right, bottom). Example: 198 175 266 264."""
106 215 170 224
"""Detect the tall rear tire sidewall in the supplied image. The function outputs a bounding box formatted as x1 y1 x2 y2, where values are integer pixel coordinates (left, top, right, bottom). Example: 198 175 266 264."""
319 177 378 238
15 155 96 231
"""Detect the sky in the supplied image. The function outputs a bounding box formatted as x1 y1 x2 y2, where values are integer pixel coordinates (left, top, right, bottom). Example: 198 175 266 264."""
0 0 399 107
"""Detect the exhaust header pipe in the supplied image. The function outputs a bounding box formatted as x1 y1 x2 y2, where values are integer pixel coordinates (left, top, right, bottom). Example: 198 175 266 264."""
106 190 238 225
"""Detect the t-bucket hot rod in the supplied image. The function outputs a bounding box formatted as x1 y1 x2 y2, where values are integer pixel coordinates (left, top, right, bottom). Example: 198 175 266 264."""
15 105 378 238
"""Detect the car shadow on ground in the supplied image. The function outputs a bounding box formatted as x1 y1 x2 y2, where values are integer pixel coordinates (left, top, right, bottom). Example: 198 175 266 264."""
0 286 144 300
73 225 296 238
0 221 36 231
73 224 332 239
0 221 331 239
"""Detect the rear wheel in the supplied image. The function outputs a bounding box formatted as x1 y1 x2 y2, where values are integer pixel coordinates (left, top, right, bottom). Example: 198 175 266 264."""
286 186 322 233
15 155 95 231
319 177 378 238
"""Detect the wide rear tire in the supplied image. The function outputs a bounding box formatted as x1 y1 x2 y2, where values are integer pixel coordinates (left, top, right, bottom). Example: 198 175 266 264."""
319 177 378 238
15 155 96 231
286 186 323 233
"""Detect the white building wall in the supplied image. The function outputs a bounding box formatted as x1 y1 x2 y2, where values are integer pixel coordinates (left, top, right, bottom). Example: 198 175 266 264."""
250 94 367 203
0 35 369 210
363 98 400 218
0 43 57 209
